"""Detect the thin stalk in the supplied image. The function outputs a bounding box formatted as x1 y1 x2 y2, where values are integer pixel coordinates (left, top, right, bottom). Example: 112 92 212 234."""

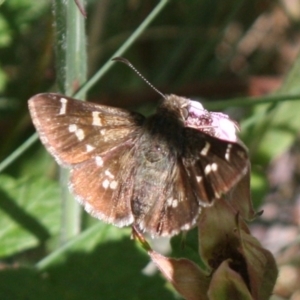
203 94 300 110
36 223 102 270
0 133 38 173
74 0 170 98
53 0 87 243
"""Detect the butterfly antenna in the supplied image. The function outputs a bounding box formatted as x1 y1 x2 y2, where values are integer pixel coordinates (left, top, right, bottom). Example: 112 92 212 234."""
112 57 166 99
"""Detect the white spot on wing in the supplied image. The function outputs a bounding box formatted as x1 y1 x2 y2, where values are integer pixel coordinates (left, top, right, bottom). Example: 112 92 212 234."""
166 198 178 208
75 128 85 141
102 179 110 189
110 180 118 190
95 156 103 167
105 169 114 179
200 142 210 156
211 163 218 171
172 199 178 208
225 144 232 161
196 176 202 183
59 98 68 115
205 163 218 174
69 124 77 132
68 124 85 141
92 111 102 126
204 164 212 174
86 144 95 152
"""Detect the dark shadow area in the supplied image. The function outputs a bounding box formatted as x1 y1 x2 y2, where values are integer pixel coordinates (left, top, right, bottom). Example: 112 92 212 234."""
0 189 50 243
0 237 176 300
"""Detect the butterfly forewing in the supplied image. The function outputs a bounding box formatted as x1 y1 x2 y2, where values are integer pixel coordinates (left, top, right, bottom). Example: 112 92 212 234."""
183 129 248 204
28 93 144 166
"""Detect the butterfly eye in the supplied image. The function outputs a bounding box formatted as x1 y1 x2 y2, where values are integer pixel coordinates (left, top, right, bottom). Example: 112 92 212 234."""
181 106 189 120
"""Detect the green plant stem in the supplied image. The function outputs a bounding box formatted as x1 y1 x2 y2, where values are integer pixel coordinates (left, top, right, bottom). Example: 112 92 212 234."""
53 0 87 243
0 133 38 173
36 223 102 270
74 0 170 98
204 94 300 110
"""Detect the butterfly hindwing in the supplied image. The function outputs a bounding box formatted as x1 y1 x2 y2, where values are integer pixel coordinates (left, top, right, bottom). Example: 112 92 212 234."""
137 158 201 236
69 143 139 227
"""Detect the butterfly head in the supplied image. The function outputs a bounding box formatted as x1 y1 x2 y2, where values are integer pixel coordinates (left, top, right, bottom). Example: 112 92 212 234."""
159 94 190 122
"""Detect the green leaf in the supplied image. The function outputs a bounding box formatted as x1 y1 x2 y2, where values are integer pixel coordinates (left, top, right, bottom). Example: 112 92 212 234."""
244 52 300 161
0 14 11 47
0 174 61 257
17 146 56 178
0 224 174 300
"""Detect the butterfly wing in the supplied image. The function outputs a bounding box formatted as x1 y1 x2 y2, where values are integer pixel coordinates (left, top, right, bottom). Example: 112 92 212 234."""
183 128 248 204
28 93 144 166
134 128 248 237
135 157 201 237
28 93 145 227
69 145 138 227
128 130 201 237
